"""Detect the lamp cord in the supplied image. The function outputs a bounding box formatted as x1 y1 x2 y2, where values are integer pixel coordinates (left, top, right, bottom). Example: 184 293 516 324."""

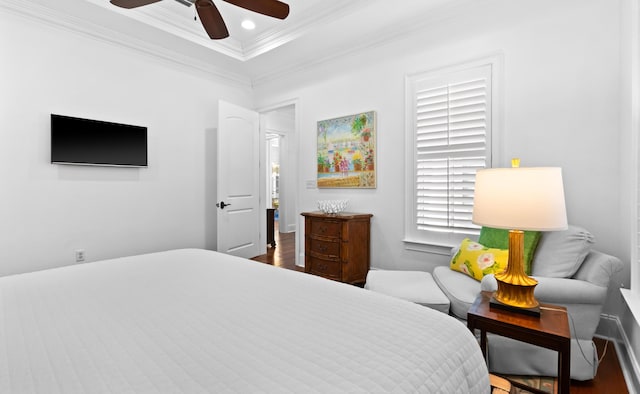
539 306 608 368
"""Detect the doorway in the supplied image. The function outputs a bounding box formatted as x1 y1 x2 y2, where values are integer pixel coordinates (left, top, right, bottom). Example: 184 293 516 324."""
260 102 298 265
266 134 280 217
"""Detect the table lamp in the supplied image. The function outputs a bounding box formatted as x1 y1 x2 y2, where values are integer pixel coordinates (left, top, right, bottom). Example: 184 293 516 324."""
472 160 568 316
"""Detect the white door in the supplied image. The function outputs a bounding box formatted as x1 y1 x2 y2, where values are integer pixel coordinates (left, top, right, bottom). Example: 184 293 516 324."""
216 100 260 258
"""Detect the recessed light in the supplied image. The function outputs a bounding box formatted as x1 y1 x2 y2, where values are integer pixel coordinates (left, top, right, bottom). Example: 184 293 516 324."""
241 20 256 30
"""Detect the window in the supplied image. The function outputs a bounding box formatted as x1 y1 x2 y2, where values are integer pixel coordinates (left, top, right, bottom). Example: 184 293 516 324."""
404 62 495 251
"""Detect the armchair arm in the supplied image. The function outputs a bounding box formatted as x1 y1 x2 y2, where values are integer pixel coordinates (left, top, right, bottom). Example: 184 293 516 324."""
481 249 621 297
532 277 607 305
572 250 623 287
481 275 607 305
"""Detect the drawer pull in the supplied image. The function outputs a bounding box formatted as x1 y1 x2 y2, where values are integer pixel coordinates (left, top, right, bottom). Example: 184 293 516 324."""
319 245 328 252
319 225 327 233
317 263 328 272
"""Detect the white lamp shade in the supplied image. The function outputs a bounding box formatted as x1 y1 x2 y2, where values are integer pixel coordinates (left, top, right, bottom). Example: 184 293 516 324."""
472 167 568 231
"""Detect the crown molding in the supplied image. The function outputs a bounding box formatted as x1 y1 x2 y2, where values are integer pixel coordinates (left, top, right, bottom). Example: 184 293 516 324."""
250 0 472 87
250 15 427 86
0 0 252 89
86 0 248 61
84 0 369 62
2 0 478 89
242 0 369 60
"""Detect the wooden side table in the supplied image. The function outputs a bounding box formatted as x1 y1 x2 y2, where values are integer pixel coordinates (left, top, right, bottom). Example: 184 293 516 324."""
467 291 571 394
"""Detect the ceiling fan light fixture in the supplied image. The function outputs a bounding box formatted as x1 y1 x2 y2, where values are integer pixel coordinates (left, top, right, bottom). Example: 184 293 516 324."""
111 0 289 40
241 20 256 30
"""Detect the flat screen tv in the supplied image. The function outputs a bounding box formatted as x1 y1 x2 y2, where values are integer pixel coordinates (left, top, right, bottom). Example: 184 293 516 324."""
51 114 148 167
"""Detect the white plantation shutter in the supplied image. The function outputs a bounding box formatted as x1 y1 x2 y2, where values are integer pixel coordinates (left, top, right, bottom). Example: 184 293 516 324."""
406 64 492 246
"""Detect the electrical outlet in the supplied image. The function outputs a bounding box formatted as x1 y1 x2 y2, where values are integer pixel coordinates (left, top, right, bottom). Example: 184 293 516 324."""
75 249 85 263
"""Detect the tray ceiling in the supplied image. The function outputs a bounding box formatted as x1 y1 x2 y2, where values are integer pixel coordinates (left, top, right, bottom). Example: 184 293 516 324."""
2 0 514 86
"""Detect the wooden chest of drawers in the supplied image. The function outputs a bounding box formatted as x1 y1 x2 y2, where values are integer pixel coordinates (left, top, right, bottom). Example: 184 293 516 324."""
301 212 372 285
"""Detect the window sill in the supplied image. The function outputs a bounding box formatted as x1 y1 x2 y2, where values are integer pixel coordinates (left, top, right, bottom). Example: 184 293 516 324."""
621 288 640 326
403 239 456 255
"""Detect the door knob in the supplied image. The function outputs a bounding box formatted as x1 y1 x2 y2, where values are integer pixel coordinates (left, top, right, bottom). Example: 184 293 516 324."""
216 201 231 209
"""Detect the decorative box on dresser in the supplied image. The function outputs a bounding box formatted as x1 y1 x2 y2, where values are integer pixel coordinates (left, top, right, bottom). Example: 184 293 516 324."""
301 211 373 285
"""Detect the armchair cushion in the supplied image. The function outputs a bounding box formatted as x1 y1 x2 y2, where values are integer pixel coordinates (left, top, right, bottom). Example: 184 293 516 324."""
433 265 480 319
531 225 594 278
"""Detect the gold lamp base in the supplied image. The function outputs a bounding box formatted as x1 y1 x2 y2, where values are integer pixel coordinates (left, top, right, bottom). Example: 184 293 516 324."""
490 230 541 317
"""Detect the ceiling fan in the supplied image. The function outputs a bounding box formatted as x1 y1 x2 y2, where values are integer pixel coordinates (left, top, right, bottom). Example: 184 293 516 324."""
110 0 290 40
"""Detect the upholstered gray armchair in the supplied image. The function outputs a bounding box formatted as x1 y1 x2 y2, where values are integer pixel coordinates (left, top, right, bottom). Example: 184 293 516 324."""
433 226 622 381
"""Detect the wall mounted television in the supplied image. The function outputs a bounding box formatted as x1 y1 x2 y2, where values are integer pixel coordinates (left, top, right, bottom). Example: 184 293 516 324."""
51 114 148 167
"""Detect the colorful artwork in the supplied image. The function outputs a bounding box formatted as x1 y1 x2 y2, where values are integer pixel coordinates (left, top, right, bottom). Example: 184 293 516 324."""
317 111 376 188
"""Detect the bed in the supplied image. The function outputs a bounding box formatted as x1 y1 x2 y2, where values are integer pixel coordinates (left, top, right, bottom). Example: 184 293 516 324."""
0 249 489 393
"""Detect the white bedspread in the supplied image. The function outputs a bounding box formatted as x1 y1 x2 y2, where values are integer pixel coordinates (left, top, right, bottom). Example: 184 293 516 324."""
0 249 489 393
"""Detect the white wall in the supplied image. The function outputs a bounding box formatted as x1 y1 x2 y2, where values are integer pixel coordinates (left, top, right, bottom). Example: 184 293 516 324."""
254 1 625 280
0 10 251 275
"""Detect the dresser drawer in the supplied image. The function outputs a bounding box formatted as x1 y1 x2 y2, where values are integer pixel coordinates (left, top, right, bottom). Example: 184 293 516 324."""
309 220 341 238
309 238 340 257
308 256 342 281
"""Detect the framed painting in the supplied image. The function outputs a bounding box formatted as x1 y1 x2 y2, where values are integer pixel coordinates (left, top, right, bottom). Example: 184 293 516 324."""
317 111 376 188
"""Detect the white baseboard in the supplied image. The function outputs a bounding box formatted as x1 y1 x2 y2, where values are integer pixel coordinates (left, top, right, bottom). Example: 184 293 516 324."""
597 314 640 394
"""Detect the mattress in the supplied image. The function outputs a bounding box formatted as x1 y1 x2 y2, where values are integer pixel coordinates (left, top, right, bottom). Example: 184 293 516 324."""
0 249 489 393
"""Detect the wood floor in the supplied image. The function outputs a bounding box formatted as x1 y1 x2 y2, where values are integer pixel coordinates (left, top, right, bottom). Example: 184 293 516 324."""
251 224 629 394
250 223 302 272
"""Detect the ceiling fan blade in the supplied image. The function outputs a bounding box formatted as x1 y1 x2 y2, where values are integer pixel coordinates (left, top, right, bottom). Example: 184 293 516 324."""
223 0 289 20
195 0 229 39
110 0 162 9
